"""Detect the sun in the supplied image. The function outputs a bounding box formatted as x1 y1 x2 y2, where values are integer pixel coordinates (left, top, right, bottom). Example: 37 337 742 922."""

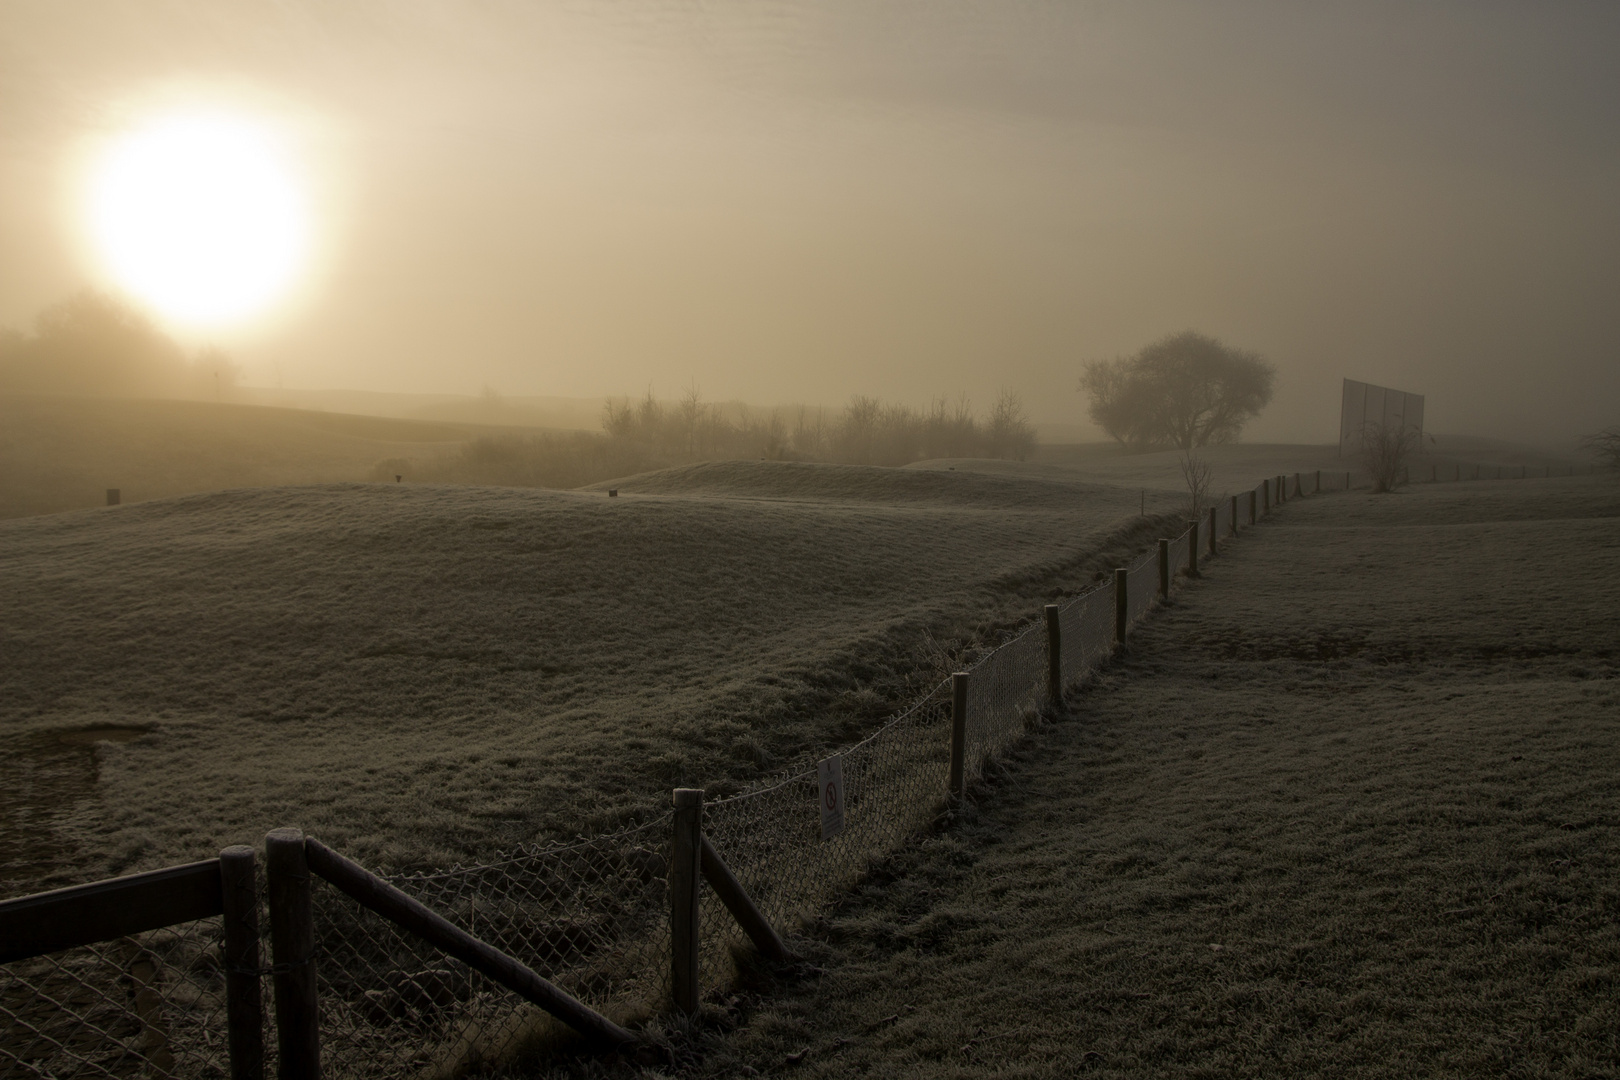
84 107 313 328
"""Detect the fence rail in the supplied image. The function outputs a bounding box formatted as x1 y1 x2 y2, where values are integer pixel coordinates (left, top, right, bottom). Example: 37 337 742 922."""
3 458 1595 1076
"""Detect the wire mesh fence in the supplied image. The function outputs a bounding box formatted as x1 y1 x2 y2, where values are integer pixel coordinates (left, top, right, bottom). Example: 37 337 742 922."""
0 918 240 1080
1057 584 1114 687
1167 531 1190 584
700 681 955 986
1125 547 1159 623
965 625 1048 773
307 816 672 1079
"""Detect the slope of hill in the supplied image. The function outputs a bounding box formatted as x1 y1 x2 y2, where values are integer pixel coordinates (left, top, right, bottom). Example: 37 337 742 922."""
0 393 509 519
0 466 1183 889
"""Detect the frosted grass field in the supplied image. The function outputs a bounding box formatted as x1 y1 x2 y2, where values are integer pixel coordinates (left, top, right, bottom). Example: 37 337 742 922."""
686 475 1620 1079
1 458 1192 890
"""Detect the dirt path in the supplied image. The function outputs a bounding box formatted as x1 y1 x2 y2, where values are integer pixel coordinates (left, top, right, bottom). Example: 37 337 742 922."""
690 476 1620 1079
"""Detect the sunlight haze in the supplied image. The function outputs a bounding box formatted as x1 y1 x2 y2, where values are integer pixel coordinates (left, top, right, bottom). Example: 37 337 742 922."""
2 1 1616 443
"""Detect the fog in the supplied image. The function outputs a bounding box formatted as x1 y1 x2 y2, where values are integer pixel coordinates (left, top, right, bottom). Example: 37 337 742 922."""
2 1 1617 446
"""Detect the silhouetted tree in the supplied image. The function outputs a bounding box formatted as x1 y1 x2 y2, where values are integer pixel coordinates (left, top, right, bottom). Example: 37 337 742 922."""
1080 331 1275 450
0 290 237 399
1582 427 1620 470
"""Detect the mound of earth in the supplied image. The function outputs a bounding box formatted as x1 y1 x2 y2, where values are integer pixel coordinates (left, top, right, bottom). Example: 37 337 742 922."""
0 473 1177 888
588 457 1129 510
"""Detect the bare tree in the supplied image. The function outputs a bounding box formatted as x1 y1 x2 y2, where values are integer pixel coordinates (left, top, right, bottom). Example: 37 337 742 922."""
1080 331 1275 450
1581 427 1620 469
1179 450 1214 518
1361 421 1421 493
987 389 1038 461
677 382 704 459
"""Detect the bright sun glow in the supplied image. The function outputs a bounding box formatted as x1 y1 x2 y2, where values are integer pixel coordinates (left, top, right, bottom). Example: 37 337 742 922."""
85 108 312 328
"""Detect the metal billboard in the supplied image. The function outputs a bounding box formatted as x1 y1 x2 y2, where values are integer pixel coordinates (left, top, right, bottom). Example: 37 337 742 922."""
1340 378 1424 457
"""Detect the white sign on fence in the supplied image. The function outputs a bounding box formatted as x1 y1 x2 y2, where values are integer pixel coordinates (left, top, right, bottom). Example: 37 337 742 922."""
818 755 845 841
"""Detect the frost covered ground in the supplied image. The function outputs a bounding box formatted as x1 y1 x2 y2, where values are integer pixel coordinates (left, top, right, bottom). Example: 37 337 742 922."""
1 460 1186 889
684 475 1620 1079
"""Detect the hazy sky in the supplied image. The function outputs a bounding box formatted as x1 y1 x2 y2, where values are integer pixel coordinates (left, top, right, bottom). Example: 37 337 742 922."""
2 1 1617 444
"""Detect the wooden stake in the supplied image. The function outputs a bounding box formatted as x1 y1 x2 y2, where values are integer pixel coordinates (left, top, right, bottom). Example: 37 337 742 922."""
1248 489 1256 526
670 789 702 1015
265 829 320 1080
1187 520 1199 577
220 846 265 1080
1208 506 1218 557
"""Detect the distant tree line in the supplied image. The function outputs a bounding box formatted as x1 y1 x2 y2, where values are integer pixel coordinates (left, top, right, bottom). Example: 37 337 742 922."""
378 389 1038 488
0 290 238 400
601 387 1037 467
1079 330 1274 451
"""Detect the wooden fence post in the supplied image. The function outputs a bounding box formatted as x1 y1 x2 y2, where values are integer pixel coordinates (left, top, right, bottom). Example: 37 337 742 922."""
1187 520 1199 577
1045 604 1062 705
1316 469 1322 493
1248 489 1256 525
1114 567 1128 643
1262 480 1271 514
1207 506 1218 557
220 846 265 1080
949 672 969 803
1157 539 1170 599
1230 494 1238 535
265 829 319 1080
670 789 702 1015
1346 471 1351 489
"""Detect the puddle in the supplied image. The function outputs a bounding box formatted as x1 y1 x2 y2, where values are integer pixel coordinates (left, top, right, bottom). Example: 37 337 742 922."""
0 725 151 894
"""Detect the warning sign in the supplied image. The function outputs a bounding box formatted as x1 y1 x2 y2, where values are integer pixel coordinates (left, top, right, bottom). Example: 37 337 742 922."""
817 755 845 841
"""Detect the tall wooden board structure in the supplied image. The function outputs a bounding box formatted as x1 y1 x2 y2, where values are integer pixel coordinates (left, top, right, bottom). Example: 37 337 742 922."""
1340 378 1424 457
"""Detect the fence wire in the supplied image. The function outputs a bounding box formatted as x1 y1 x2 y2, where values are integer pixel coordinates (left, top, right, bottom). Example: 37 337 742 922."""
1125 547 1159 624
1167 532 1190 585
965 625 1047 773
306 816 673 1080
702 681 955 986
1057 584 1114 684
0 919 238 1080
4 466 1373 1077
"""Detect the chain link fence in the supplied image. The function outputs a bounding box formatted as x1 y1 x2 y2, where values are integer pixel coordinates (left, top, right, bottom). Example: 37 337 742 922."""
0 918 240 1079
306 815 673 1079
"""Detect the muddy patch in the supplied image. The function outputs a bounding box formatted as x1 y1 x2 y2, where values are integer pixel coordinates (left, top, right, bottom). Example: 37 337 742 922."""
0 725 150 894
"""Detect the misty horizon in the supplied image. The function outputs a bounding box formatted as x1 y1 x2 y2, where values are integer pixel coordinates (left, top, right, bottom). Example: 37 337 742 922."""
4 2 1618 447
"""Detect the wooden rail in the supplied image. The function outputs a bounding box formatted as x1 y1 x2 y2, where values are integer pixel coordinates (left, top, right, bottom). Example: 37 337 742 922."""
0 860 223 964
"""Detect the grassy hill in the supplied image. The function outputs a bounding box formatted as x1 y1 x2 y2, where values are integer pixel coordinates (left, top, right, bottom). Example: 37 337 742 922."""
0 461 1188 890
0 393 505 519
